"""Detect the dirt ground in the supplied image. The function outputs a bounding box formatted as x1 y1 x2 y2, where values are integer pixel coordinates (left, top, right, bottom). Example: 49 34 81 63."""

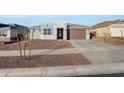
0 40 73 51
94 37 124 45
0 54 90 69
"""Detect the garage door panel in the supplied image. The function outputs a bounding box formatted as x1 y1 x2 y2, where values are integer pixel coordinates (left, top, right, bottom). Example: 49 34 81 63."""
70 30 86 39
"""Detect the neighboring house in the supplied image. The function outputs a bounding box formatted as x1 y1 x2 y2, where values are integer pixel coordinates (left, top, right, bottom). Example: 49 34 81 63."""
90 20 124 38
30 23 89 40
0 23 29 42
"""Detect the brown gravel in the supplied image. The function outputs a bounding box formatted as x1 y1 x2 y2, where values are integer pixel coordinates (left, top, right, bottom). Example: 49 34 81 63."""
94 37 124 45
0 40 73 51
0 54 90 69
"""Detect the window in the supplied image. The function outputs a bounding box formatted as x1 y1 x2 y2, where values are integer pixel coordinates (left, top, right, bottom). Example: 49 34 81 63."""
0 31 7 36
48 29 51 35
43 29 47 35
43 28 52 35
3 32 7 36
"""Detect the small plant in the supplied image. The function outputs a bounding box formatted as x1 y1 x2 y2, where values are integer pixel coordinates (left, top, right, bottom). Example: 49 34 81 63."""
16 31 34 60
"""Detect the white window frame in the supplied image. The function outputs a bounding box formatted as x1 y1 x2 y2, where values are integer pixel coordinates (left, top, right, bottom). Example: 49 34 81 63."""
43 28 52 35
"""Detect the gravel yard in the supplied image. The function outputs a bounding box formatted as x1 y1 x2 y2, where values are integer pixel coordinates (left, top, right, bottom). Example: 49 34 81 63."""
94 37 124 45
0 40 73 51
0 54 90 69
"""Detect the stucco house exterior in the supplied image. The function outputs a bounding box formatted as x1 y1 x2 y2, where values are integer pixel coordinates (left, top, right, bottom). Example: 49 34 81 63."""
30 23 89 40
0 23 29 42
90 20 124 38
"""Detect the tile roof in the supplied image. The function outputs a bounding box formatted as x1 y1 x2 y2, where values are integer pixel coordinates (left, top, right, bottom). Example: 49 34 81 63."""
0 23 9 27
91 21 114 29
67 23 88 28
91 19 124 29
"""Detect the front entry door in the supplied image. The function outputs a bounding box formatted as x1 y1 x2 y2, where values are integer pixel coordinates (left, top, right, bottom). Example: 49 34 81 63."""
57 28 63 39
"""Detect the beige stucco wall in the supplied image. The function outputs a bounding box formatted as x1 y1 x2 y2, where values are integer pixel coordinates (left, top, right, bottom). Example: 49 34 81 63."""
90 26 110 37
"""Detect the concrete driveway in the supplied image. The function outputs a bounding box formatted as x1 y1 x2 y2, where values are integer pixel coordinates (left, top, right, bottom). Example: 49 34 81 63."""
70 40 124 64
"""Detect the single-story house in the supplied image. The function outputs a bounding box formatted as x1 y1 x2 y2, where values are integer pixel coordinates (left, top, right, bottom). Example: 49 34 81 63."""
30 23 90 40
0 23 29 42
90 20 124 38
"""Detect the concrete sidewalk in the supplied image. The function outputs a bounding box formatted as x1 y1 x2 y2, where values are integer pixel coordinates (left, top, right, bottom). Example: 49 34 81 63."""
0 47 124 57
0 48 78 57
0 62 124 77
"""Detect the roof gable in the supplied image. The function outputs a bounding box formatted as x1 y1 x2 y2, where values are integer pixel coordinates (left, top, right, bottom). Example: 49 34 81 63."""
91 19 124 29
91 21 114 29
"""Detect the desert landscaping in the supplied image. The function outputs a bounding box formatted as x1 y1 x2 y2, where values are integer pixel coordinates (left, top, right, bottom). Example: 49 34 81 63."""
93 37 124 45
0 39 90 69
0 54 90 68
0 40 73 51
0 18 124 76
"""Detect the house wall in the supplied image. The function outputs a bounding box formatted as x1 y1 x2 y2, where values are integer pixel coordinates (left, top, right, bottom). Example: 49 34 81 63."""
90 27 110 37
0 27 11 41
10 26 29 41
0 25 29 42
31 29 41 39
31 23 88 40
40 24 55 40
31 24 56 40
86 28 90 39
30 26 41 39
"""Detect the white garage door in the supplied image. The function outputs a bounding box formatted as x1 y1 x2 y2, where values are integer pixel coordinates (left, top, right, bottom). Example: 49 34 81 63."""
110 28 124 37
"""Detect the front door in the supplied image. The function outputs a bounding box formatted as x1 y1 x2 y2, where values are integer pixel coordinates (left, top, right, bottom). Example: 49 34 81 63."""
57 28 63 39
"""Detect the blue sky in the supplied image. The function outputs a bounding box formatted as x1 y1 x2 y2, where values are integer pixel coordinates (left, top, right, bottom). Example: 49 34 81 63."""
0 15 124 26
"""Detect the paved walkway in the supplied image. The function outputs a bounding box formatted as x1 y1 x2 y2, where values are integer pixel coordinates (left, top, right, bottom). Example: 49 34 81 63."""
0 48 78 57
0 62 124 77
